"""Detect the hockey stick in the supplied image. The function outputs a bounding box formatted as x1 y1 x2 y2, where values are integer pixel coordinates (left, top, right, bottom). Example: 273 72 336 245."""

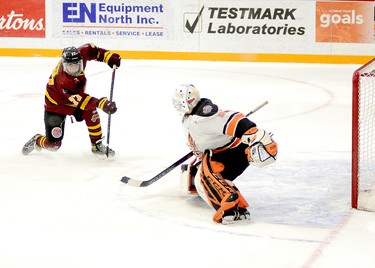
121 151 194 187
246 100 268 117
106 65 117 158
120 100 269 187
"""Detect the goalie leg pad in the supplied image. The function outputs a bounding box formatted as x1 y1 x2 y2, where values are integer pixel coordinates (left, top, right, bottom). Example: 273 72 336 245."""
226 180 249 208
196 151 250 223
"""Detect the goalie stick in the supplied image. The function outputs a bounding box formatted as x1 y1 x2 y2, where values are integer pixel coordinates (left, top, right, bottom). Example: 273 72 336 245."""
121 152 194 187
120 100 269 187
246 100 268 117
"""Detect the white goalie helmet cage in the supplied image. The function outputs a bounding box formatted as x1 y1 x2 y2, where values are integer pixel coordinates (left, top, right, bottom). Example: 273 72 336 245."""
172 84 201 114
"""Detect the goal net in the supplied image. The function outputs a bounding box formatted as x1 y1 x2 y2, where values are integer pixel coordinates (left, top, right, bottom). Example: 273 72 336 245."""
352 58 375 212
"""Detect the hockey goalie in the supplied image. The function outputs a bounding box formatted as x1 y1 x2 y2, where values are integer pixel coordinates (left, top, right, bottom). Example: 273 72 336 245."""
172 84 278 224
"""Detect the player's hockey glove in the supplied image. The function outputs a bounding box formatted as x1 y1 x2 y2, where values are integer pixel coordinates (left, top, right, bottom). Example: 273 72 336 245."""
98 97 117 114
241 127 278 168
104 51 121 69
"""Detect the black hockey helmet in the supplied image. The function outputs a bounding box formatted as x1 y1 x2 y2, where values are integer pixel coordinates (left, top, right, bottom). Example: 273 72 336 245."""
62 46 82 63
61 46 83 76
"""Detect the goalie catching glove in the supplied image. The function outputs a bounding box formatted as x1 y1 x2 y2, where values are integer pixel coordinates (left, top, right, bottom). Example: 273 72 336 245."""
241 127 278 168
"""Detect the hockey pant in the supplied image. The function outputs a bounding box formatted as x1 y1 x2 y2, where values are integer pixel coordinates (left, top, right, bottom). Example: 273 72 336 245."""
36 109 103 151
195 150 249 223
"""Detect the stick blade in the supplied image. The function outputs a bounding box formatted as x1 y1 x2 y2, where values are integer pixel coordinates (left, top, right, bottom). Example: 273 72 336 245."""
121 176 143 187
120 152 194 188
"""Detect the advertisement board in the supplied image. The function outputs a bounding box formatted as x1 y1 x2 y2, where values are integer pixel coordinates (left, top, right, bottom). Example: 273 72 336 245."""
182 2 315 54
0 0 375 63
49 1 315 54
0 0 45 38
316 1 375 43
53 1 172 40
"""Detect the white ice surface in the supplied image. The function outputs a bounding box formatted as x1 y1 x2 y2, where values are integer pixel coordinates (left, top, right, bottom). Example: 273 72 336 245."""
0 57 374 268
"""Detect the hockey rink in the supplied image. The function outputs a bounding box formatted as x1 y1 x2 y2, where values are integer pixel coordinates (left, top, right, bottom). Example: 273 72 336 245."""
0 56 374 267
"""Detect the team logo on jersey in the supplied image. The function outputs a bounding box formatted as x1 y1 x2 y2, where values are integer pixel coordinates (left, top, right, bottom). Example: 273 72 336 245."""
202 104 213 114
91 111 99 122
51 127 63 138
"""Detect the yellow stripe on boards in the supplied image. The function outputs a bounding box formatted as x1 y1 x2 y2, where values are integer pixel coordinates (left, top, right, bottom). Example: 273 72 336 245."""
0 48 372 64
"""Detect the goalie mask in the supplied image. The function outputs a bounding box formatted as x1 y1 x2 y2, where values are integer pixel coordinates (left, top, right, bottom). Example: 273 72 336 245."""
172 84 201 114
62 46 83 77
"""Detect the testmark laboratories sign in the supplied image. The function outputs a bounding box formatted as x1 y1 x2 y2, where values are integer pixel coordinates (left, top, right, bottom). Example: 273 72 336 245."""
184 6 305 36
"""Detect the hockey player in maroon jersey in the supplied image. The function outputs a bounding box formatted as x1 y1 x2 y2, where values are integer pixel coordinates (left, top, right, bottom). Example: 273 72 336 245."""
172 84 278 224
22 43 121 157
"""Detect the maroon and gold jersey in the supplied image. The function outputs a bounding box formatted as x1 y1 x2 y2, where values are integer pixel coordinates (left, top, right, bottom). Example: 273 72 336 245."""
44 43 111 115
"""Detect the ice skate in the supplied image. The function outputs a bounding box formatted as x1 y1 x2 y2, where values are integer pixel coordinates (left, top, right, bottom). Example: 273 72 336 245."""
22 134 42 155
221 207 251 225
91 139 115 158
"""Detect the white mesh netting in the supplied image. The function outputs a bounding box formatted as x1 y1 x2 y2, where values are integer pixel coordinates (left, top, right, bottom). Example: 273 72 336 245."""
354 60 375 211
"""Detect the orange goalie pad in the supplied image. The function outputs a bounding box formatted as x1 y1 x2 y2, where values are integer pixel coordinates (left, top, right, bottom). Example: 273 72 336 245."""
200 152 249 223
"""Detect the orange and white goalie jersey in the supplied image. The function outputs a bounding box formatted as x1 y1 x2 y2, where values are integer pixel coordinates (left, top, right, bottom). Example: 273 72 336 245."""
181 98 256 159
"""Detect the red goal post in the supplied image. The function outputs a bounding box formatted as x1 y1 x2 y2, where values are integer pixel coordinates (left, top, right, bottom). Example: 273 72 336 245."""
352 58 375 211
